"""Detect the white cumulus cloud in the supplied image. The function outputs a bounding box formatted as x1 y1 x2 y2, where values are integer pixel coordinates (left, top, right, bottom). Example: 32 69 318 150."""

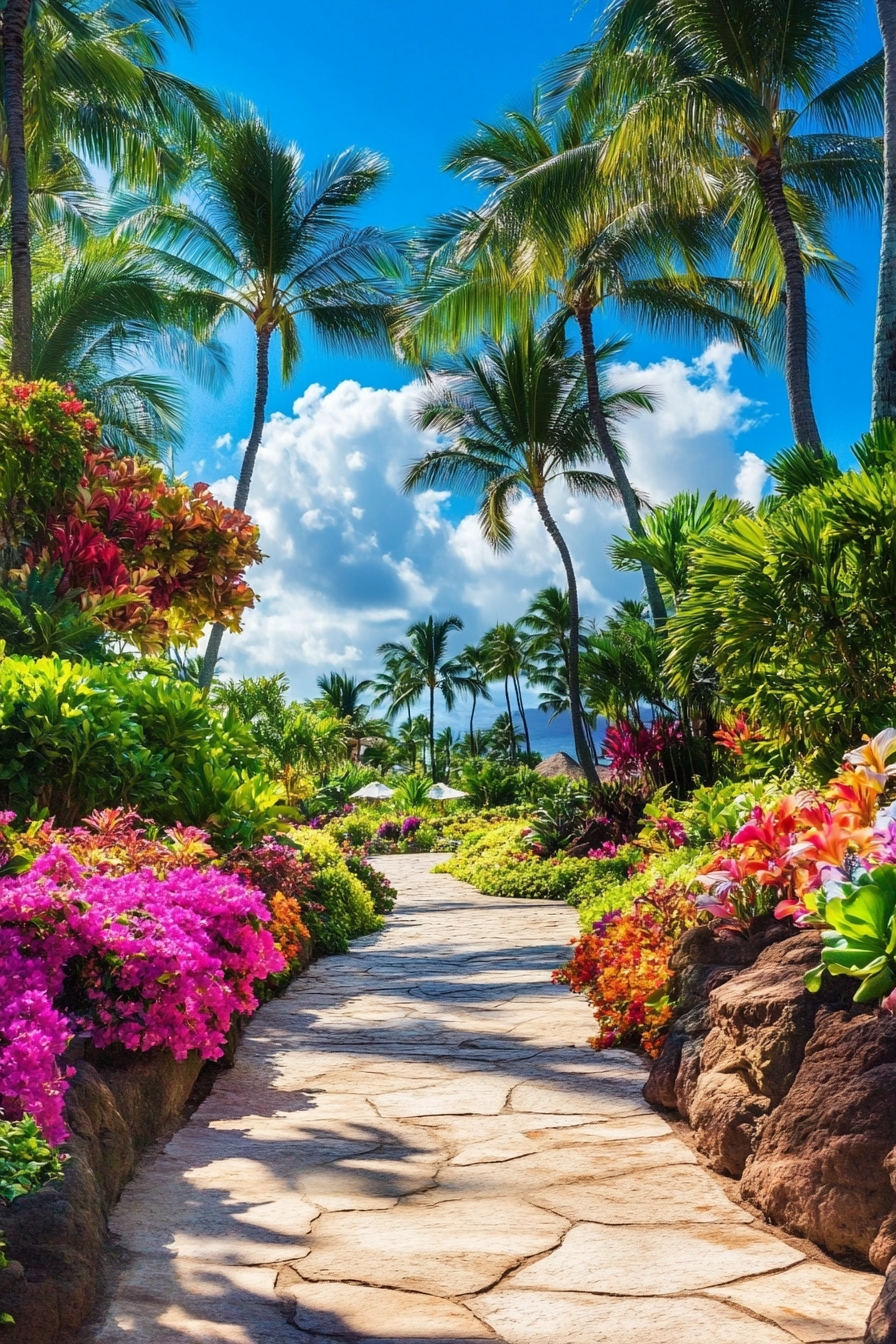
208 349 766 696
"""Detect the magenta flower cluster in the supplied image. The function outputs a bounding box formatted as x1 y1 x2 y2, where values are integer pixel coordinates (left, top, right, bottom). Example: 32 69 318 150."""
0 845 284 1144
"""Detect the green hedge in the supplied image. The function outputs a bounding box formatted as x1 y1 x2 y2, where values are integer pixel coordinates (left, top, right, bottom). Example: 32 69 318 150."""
436 820 638 906
0 655 285 841
291 830 383 953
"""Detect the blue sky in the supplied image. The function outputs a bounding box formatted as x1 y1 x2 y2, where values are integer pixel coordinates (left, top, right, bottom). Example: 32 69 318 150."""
160 0 888 735
169 0 884 468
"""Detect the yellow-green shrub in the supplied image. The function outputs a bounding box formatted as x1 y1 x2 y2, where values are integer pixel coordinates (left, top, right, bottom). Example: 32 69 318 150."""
289 829 381 953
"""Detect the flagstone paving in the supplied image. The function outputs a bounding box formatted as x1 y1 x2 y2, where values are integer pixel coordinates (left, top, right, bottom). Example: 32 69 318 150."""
90 854 881 1343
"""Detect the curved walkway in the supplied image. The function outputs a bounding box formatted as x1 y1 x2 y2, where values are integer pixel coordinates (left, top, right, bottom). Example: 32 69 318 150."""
91 855 879 1344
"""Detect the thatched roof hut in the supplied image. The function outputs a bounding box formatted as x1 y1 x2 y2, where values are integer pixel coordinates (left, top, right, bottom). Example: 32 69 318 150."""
535 751 586 780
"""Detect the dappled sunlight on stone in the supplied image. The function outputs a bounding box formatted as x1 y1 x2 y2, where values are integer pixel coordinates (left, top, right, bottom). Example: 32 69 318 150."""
89 854 877 1343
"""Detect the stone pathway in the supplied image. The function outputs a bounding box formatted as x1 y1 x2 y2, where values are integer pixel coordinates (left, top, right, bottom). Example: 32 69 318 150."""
90 855 880 1344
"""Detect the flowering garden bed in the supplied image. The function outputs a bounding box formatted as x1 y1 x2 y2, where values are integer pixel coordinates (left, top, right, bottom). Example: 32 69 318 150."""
0 809 392 1342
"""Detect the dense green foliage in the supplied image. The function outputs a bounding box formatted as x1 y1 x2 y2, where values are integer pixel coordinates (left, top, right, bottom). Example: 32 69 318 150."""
665 431 896 774
290 830 382 954
438 821 636 905
0 655 286 838
0 1116 66 1204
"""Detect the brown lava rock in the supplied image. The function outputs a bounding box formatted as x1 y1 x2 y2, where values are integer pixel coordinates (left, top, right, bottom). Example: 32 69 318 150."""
644 918 799 1129
741 1009 896 1263
689 933 826 1177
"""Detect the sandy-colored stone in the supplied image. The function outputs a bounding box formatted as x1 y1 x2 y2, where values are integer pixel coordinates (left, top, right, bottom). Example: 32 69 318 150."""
89 855 875 1344
510 1078 651 1116
530 1161 754 1224
298 1154 438 1210
703 1261 883 1341
451 1133 540 1165
431 1135 697 1204
92 1260 287 1343
287 1281 494 1341
467 1289 797 1344
511 1220 803 1294
372 1076 510 1116
298 1198 568 1295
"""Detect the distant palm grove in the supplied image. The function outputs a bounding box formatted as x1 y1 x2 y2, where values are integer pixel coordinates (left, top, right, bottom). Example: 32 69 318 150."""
1 0 896 787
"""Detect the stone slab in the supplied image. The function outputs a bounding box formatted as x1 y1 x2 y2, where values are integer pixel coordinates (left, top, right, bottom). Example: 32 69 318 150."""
510 1221 804 1294
92 1260 288 1343
530 1162 754 1224
287 1280 493 1341
703 1261 883 1341
467 1289 798 1344
297 1197 568 1296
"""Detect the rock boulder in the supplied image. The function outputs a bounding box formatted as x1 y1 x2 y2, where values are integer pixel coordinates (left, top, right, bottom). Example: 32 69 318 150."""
741 1009 896 1262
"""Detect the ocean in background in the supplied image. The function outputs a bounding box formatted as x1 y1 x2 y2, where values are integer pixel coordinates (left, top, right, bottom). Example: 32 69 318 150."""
447 703 607 765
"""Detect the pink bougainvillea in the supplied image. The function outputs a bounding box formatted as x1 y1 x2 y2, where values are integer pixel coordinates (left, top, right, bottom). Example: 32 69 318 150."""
0 847 284 1143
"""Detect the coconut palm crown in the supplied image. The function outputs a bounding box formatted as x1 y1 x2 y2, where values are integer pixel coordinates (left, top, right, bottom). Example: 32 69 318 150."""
405 316 650 783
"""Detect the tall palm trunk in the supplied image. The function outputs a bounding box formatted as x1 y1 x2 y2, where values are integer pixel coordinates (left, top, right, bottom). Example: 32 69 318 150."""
754 151 822 453
428 681 436 780
875 0 896 421
512 672 532 755
3 0 32 377
469 690 478 752
503 675 516 761
532 487 596 785
200 327 272 688
575 306 667 627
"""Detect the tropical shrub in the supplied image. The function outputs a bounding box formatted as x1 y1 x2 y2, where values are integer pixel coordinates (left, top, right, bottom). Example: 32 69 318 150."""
526 787 589 856
30 449 263 653
666 430 896 774
0 655 284 836
554 884 703 1055
439 820 635 905
290 830 381 953
0 376 98 554
0 1115 66 1203
392 775 432 812
576 845 708 931
698 728 896 1006
0 848 284 1143
345 855 396 914
802 866 896 1005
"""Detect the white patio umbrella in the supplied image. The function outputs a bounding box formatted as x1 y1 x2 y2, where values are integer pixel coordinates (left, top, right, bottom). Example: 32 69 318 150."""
350 781 395 800
427 783 468 801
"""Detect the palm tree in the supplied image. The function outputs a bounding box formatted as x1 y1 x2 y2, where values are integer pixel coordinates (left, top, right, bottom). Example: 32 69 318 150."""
458 641 492 751
313 671 390 763
521 585 575 688
609 492 750 614
139 107 398 687
4 0 32 374
481 621 533 757
402 101 761 624
875 0 896 420
370 653 422 726
406 317 646 784
436 725 459 776
314 671 373 721
520 585 597 756
572 0 883 450
394 714 428 773
9 227 227 456
1 0 213 377
377 615 471 780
